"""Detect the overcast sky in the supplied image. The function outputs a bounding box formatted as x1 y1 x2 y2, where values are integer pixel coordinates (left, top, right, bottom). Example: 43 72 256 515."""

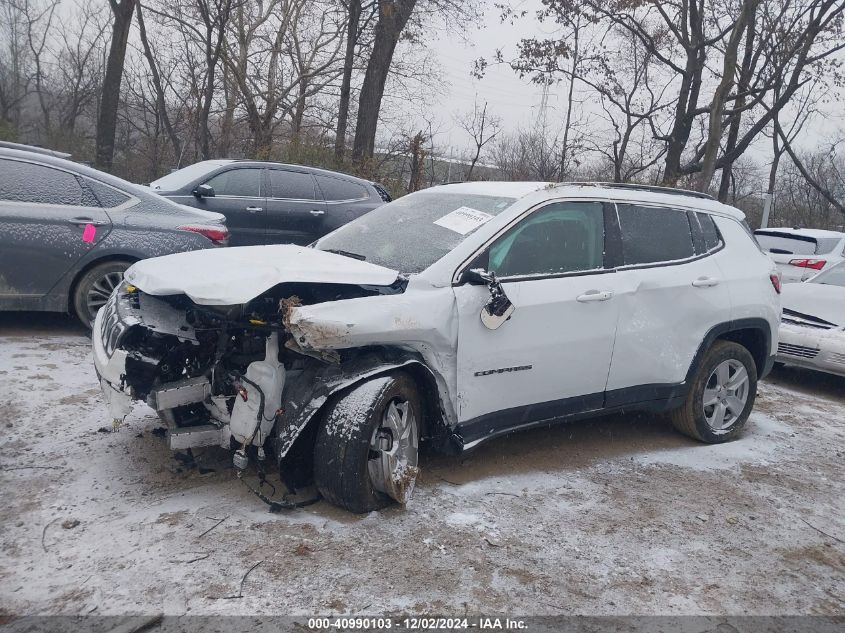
415 0 845 168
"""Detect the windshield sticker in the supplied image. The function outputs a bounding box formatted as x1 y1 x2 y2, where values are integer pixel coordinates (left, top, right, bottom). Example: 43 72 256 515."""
433 206 494 235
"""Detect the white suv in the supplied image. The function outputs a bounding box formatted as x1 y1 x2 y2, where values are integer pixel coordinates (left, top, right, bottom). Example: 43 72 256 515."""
93 182 781 513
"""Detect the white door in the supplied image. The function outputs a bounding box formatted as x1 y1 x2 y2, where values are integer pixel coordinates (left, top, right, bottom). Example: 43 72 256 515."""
453 200 622 447
604 204 732 403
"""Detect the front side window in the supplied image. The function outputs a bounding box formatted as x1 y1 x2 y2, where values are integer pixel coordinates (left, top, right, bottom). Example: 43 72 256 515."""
204 168 262 197
487 201 605 278
617 204 695 265
0 159 88 206
268 170 317 200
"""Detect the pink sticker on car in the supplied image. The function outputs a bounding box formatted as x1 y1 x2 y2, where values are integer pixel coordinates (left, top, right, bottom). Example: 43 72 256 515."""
82 224 96 243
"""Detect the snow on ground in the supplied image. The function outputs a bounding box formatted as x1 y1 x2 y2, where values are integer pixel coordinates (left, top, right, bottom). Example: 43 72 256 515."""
1 313 844 618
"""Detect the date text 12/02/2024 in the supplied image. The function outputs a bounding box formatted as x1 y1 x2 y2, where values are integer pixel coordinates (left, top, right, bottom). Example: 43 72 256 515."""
306 617 528 630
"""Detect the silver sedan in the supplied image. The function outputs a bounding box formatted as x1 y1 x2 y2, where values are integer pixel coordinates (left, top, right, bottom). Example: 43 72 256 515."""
777 261 845 376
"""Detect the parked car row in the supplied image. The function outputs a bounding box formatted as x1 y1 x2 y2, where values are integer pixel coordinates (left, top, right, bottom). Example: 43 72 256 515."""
2 142 842 514
0 143 389 325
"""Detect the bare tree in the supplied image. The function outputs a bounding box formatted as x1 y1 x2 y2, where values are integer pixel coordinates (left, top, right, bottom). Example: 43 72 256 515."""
456 99 500 180
95 0 136 170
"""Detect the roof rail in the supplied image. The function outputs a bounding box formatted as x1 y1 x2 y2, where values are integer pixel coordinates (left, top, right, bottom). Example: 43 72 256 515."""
558 181 714 200
0 140 71 159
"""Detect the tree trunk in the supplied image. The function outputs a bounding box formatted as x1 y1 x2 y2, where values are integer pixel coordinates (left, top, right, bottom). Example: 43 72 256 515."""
135 2 180 166
352 0 417 162
407 130 425 192
696 0 758 192
718 19 756 202
335 0 361 161
559 18 580 181
219 63 236 158
95 0 136 171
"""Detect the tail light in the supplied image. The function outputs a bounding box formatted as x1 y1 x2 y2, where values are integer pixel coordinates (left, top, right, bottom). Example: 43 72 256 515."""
178 225 229 246
788 258 826 270
770 273 781 294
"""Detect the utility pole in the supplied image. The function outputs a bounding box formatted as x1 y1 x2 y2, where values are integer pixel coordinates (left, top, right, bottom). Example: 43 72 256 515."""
761 192 773 229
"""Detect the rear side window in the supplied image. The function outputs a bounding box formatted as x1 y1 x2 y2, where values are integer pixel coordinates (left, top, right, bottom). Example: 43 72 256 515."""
204 168 262 197
0 159 87 206
85 179 130 208
316 175 367 201
617 204 695 265
268 170 317 200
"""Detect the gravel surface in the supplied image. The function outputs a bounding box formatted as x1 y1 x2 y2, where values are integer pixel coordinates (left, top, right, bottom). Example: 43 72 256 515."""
1 313 843 617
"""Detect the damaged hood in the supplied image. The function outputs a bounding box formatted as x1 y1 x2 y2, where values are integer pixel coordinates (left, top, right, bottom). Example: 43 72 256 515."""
125 245 400 305
782 281 845 327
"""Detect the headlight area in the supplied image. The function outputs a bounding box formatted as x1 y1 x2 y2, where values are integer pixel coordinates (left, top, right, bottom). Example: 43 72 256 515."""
95 283 372 451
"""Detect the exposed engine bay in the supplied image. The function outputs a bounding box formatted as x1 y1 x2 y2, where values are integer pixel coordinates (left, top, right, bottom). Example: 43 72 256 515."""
93 275 455 502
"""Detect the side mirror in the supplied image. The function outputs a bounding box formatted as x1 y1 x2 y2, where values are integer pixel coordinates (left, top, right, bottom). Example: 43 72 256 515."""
460 268 492 285
464 268 515 330
193 184 215 198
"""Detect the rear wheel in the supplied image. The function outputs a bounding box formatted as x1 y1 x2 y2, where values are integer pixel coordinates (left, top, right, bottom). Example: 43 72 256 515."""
670 340 757 443
72 260 131 328
313 372 421 513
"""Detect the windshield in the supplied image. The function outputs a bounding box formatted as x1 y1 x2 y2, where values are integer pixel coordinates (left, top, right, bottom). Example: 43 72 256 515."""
315 191 516 273
149 160 232 191
810 261 845 287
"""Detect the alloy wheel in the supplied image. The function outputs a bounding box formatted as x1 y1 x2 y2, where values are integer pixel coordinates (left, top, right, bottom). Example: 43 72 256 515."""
368 398 419 504
86 271 124 317
702 359 750 432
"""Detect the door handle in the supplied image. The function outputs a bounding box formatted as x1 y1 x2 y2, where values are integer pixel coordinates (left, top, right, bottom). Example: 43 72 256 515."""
309 209 326 216
68 217 107 226
692 277 720 288
245 206 263 213
576 290 613 302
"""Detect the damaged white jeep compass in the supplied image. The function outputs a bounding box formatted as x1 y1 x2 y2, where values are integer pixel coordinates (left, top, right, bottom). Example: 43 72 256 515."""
93 182 781 513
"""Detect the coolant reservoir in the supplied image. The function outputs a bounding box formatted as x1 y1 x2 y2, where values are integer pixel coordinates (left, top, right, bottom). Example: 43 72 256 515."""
230 332 285 445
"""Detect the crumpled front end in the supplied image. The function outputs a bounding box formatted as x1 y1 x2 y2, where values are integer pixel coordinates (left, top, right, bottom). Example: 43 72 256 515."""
94 271 457 462
92 283 236 449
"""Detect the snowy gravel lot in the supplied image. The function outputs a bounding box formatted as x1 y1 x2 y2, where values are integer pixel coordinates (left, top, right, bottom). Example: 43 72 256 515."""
1 312 843 618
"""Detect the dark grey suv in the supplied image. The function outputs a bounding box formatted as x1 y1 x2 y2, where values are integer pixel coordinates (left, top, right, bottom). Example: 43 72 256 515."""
0 144 228 326
148 160 390 246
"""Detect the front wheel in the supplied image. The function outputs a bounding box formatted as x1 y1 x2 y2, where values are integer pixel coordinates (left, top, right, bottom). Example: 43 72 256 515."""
313 372 421 513
670 340 758 443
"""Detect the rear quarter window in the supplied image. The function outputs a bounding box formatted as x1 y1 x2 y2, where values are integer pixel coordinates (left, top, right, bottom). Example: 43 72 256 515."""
616 204 696 265
695 212 723 251
316 175 368 201
84 178 130 208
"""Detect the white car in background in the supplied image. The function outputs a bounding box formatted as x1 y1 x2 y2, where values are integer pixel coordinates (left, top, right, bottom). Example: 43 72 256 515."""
755 227 845 283
777 261 845 377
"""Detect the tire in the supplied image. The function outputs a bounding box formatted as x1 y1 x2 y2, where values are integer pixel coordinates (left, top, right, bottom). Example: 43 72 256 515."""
670 340 758 443
313 372 421 513
72 260 131 328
